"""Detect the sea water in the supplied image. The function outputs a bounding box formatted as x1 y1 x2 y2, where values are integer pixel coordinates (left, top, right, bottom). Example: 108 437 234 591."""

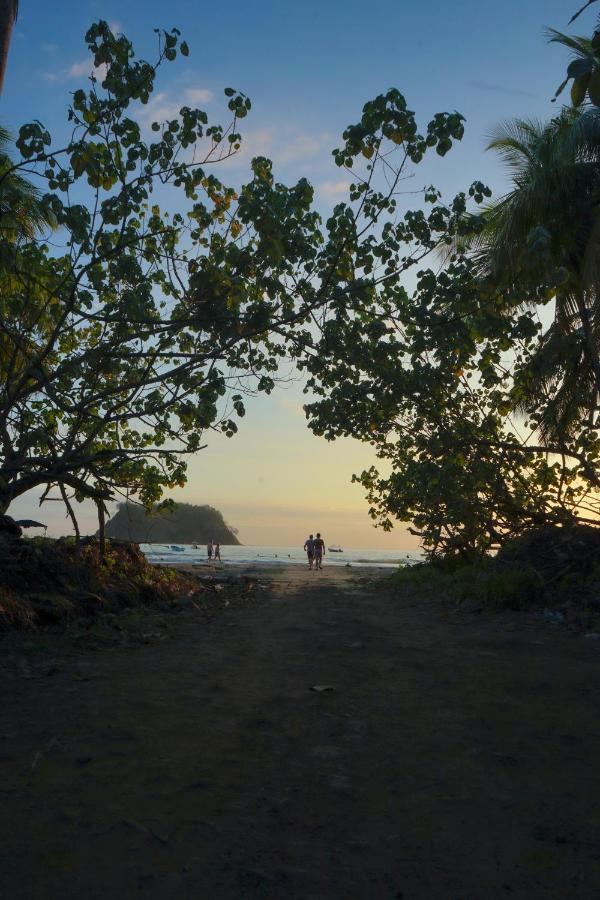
140 543 422 569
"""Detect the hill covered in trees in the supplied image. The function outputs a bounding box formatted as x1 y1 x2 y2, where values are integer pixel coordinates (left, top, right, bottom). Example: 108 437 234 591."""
105 503 241 545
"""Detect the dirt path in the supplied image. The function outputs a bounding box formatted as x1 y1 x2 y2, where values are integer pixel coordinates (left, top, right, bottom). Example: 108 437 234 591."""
1 567 600 899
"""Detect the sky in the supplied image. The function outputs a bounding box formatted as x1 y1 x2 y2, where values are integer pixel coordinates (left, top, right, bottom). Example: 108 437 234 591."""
1 0 583 547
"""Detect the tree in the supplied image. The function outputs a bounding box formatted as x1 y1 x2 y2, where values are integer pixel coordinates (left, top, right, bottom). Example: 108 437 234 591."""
0 0 17 93
0 20 301 519
296 98 600 558
454 109 600 444
301 245 600 558
0 23 467 530
0 124 53 239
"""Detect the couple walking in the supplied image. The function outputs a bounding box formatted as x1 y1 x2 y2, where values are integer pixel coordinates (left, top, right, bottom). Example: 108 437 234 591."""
207 540 221 562
303 533 325 570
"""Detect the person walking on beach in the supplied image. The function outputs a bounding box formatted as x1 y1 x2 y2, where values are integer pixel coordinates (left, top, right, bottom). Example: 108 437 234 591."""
304 534 315 570
207 539 213 563
313 532 325 570
214 541 221 562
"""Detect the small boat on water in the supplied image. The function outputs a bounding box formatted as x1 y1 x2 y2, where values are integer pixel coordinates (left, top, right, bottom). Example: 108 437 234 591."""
328 545 343 553
170 545 185 551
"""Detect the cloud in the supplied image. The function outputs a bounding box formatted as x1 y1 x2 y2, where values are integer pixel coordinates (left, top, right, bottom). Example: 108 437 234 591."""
68 60 95 78
230 127 275 159
43 57 107 83
134 87 215 128
184 88 214 105
221 127 332 172
276 132 331 165
319 179 351 199
469 80 537 98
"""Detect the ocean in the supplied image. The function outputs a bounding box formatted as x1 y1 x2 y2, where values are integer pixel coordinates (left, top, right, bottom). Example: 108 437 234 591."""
140 543 422 569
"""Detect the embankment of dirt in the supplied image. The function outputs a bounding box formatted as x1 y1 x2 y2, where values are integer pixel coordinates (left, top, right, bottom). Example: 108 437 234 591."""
0 535 199 630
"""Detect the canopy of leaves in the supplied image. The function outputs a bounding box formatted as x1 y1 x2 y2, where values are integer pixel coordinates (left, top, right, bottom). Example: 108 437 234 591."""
296 82 600 558
0 22 469 532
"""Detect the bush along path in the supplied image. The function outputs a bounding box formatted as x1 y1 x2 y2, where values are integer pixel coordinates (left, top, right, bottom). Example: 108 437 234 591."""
0 520 256 630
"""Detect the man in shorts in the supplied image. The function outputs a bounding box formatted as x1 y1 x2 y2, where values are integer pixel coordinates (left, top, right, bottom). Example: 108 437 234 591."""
303 534 315 570
313 532 325 570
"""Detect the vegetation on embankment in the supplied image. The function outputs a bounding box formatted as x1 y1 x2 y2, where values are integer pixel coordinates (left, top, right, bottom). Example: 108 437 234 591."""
0 535 198 631
392 525 600 628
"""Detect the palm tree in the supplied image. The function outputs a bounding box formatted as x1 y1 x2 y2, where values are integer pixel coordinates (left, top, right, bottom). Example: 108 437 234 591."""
461 107 600 443
0 124 51 239
0 1 18 94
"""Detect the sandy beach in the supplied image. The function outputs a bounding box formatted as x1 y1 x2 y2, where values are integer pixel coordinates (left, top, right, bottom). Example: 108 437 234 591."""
172 560 388 584
1 565 600 898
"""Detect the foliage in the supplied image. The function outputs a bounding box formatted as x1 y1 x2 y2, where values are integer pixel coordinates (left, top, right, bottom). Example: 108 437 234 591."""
7 13 599 563
0 125 54 239
299 14 600 559
0 535 198 629
301 242 599 556
0 21 320 519
550 0 600 106
0 22 470 531
391 559 543 610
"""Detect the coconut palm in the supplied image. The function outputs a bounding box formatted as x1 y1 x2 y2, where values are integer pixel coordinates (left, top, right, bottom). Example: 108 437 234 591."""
0 0 18 94
460 106 600 443
0 124 51 239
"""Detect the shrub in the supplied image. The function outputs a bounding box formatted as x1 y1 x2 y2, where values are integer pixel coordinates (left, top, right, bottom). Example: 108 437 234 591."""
391 558 543 609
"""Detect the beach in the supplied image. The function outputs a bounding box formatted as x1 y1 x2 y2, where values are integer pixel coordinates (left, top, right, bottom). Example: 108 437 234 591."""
140 543 420 570
1 563 600 898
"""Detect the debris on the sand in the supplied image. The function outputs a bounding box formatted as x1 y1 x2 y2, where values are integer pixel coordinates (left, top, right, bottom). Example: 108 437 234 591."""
542 608 565 624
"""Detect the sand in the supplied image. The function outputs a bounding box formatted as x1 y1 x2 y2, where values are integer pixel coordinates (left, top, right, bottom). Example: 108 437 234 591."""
1 565 600 898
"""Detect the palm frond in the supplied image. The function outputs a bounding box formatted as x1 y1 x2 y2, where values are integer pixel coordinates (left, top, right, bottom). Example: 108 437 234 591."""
462 104 600 443
568 0 599 25
0 123 55 238
545 27 594 56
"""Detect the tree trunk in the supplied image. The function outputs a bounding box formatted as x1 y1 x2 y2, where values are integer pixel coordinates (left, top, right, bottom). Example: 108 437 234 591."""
96 499 106 560
59 483 80 553
0 1 17 95
576 292 600 397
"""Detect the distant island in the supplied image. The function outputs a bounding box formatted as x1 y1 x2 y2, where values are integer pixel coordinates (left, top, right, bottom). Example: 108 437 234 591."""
104 502 241 545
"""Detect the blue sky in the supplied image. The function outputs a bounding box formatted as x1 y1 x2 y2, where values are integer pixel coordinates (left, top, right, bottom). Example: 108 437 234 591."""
4 0 575 201
2 0 586 545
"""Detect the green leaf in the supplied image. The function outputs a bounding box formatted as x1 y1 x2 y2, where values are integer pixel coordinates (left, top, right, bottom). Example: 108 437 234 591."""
567 56 595 79
571 72 591 106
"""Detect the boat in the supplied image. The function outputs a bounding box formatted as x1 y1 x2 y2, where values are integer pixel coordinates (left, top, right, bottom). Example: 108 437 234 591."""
170 545 185 551
328 545 343 553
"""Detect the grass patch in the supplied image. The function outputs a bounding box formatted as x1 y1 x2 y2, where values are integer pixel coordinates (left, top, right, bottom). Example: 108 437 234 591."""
391 558 544 610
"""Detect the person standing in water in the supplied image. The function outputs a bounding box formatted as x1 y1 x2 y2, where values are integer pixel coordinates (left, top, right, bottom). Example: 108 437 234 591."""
313 532 325 570
214 541 221 562
304 534 315 570
207 539 213 563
